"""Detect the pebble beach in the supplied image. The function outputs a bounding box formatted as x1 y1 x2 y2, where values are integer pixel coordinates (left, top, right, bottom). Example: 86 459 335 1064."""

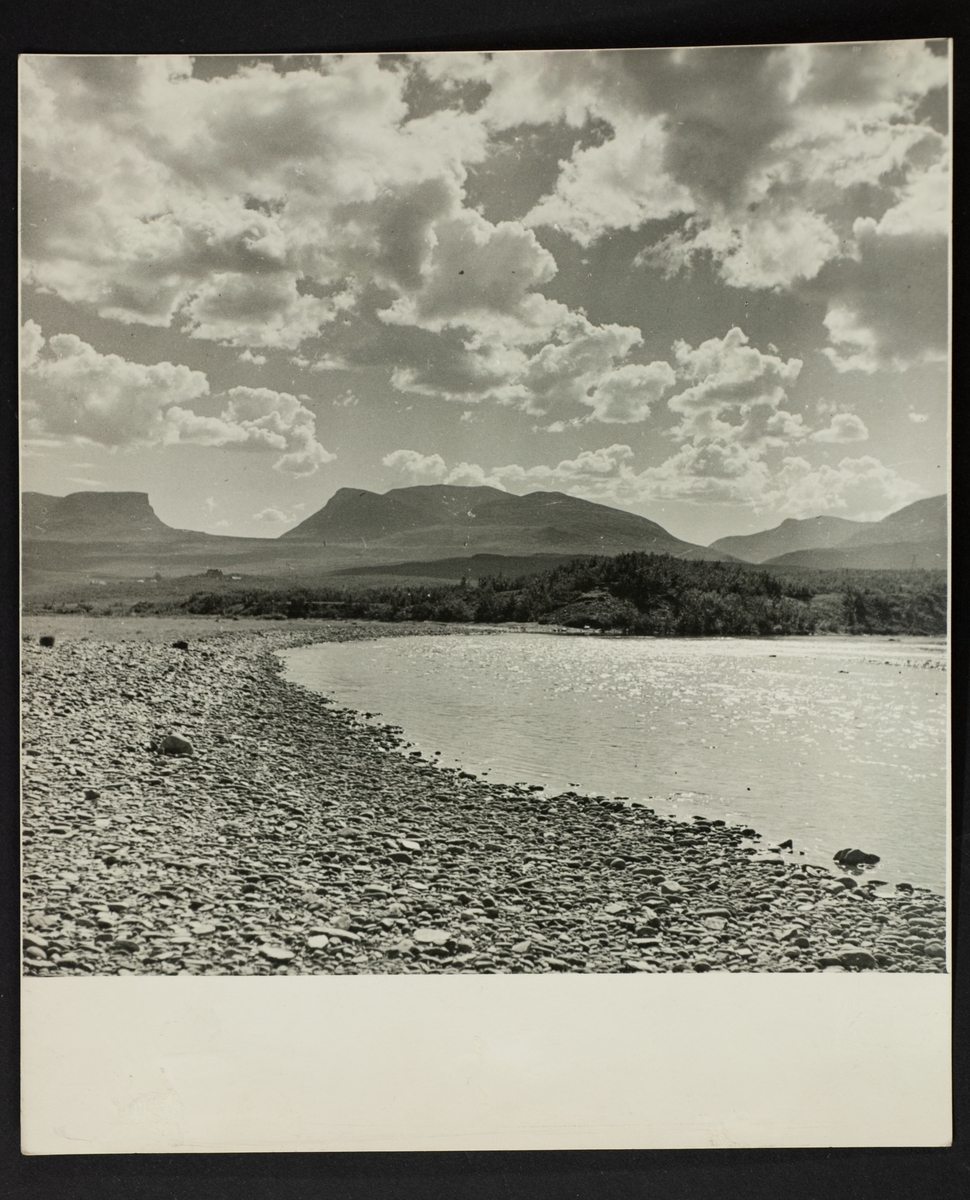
21 617 948 976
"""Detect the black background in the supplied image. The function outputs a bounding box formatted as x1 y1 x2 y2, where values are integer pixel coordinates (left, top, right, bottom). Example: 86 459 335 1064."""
3 2 967 1196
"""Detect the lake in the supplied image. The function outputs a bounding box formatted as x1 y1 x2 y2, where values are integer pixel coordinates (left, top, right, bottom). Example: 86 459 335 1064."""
281 632 948 893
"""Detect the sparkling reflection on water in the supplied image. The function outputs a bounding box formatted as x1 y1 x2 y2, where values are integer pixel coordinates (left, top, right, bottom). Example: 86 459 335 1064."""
281 633 947 892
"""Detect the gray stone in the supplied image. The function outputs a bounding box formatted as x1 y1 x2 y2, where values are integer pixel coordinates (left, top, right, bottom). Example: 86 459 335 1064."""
160 734 193 756
259 946 296 962
837 946 877 969
412 928 452 945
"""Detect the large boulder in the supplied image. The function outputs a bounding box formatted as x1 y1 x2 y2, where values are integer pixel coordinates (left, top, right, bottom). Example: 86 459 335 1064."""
833 848 880 866
160 734 193 756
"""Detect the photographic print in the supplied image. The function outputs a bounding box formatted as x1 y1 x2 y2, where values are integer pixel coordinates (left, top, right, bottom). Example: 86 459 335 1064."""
20 45 949 993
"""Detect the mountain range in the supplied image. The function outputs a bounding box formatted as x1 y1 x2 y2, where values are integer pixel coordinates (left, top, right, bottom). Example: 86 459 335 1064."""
20 486 947 589
710 495 947 570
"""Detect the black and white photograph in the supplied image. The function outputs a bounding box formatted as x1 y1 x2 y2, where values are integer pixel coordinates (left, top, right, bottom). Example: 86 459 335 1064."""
17 42 952 1152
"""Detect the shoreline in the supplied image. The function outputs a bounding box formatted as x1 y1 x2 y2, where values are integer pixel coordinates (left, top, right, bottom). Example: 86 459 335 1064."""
22 616 947 976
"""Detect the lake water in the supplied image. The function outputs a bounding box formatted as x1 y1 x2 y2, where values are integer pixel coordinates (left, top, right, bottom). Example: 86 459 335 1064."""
281 632 948 893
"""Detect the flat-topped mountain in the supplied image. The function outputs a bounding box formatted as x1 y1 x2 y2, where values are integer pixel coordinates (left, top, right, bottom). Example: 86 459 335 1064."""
21 490 203 542
281 484 726 559
712 495 947 569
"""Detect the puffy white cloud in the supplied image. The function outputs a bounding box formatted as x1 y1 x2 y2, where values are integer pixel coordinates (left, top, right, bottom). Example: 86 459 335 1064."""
21 325 210 446
583 361 676 423
667 327 804 445
383 425 920 522
382 449 448 482
645 204 842 291
770 455 925 519
499 41 949 361
377 205 558 337
21 324 333 473
388 307 649 417
20 55 491 350
524 113 694 245
383 443 636 491
184 275 342 350
809 412 869 443
219 386 335 473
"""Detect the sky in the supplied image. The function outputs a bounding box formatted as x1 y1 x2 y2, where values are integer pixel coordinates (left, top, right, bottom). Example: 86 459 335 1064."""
19 44 950 545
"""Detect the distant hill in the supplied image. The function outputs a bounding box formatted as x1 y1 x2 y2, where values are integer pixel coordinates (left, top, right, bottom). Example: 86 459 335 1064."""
282 484 731 560
710 515 863 563
714 495 947 570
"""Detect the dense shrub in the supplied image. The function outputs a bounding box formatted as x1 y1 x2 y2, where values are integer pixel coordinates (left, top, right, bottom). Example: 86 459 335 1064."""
25 555 947 636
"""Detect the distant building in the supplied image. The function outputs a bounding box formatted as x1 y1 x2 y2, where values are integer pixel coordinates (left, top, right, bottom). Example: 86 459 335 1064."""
205 568 224 577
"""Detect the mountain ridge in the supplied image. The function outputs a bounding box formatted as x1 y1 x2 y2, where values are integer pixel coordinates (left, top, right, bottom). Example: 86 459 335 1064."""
278 483 731 560
710 495 946 567
21 487 947 580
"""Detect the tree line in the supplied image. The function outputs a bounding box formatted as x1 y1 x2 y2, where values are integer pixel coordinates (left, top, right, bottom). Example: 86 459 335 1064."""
93 553 948 636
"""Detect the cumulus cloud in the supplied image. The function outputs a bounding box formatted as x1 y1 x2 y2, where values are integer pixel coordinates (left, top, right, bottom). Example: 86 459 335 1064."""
583 360 676 423
667 327 805 447
770 455 925 519
22 54 680 417
382 440 919 521
382 448 449 483
383 443 636 492
21 323 333 473
388 307 650 417
383 328 919 520
20 56 489 350
496 41 949 360
524 113 695 244
809 412 869 443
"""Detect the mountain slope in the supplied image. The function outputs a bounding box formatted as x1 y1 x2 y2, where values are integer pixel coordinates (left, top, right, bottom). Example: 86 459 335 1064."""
711 495 948 568
843 494 948 548
710 515 863 563
282 484 729 559
764 540 947 571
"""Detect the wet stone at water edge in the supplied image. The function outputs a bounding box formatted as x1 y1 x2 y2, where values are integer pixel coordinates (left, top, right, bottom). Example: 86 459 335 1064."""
21 620 947 978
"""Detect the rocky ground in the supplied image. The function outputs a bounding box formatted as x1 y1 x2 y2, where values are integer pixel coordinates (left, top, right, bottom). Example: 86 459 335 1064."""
21 617 948 976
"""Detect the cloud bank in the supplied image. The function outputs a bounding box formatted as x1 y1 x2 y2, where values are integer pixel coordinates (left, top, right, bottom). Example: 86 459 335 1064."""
21 320 333 473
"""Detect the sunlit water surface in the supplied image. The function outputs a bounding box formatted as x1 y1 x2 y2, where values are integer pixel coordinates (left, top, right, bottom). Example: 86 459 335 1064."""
281 633 947 892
